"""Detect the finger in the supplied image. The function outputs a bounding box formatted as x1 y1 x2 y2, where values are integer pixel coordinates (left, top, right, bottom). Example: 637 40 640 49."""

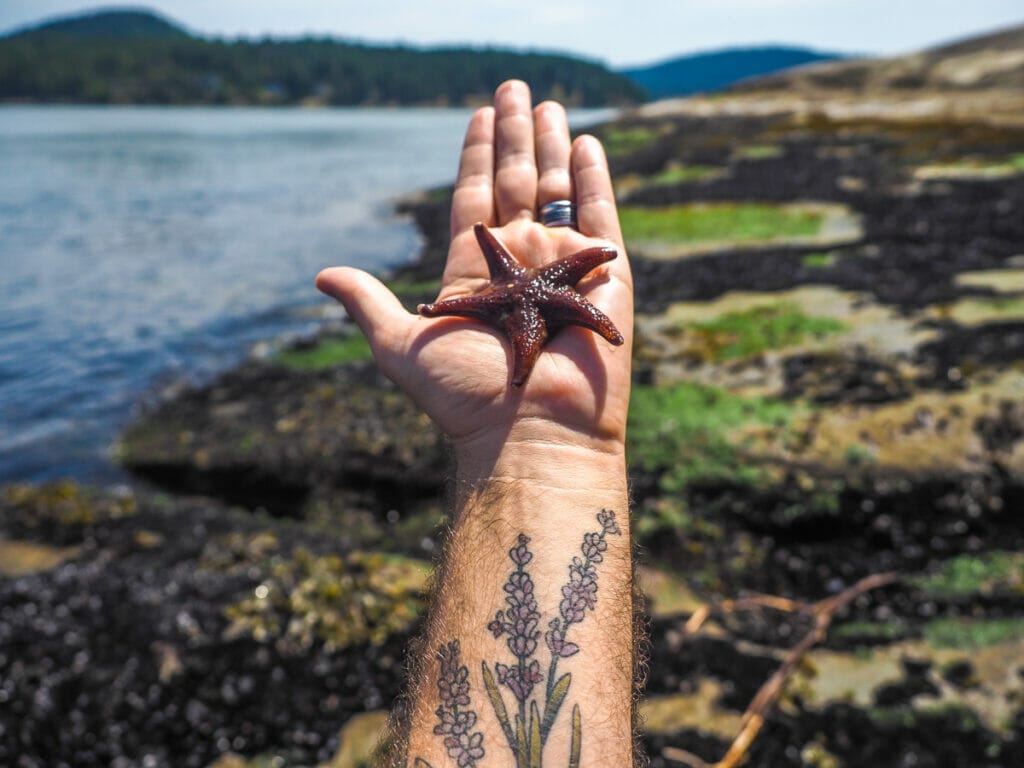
534 100 573 210
315 267 412 367
572 135 632 288
451 106 495 236
572 135 623 247
493 80 538 224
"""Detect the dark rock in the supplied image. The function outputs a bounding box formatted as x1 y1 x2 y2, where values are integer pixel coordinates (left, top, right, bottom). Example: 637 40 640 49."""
0 485 419 767
917 322 1024 389
783 348 913 404
118 361 447 514
975 400 1024 453
941 659 979 689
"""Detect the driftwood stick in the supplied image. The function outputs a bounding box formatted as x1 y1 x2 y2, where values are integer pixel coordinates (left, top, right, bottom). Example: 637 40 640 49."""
683 594 806 636
664 572 899 768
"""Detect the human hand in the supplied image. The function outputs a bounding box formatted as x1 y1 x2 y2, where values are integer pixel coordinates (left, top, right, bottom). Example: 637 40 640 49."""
316 80 633 477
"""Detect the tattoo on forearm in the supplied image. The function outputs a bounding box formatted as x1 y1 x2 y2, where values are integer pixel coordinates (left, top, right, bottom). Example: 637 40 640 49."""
432 640 485 766
418 510 621 767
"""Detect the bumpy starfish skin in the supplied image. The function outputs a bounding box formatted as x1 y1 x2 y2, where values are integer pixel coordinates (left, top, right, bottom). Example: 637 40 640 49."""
417 223 624 387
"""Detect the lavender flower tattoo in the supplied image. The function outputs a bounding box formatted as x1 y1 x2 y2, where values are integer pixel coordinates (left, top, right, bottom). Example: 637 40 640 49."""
480 510 622 766
422 511 621 766
432 640 485 767
488 534 543 704
544 509 621 696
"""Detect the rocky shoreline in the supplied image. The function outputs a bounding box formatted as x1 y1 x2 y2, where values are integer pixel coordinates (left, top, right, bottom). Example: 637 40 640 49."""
4 79 1024 767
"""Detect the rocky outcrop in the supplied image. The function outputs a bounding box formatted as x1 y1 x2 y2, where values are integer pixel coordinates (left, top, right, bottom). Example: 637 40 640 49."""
0 483 426 767
117 361 447 515
733 24 1024 95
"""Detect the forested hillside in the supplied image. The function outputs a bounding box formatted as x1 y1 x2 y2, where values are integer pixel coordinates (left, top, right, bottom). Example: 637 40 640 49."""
0 9 643 106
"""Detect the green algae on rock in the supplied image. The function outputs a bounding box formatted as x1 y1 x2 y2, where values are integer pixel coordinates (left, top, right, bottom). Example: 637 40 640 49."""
913 551 1024 599
801 251 837 269
687 302 845 362
913 152 1024 179
275 333 374 370
922 618 1024 650
627 380 798 494
619 202 864 260
621 201 825 244
598 124 665 157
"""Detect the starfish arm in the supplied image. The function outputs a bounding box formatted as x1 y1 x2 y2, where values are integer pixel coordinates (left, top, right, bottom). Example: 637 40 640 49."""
418 290 510 320
475 223 525 281
501 302 548 387
540 288 625 346
538 246 617 287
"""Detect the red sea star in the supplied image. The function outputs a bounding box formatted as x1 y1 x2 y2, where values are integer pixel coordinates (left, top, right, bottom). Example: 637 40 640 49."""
417 223 624 387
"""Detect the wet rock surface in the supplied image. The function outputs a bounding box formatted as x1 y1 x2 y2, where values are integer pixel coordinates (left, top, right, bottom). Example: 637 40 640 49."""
627 151 1024 313
782 348 913 404
0 484 422 768
117 361 447 517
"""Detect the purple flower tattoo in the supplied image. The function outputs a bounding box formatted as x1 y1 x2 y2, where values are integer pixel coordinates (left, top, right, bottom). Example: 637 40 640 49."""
428 511 622 765
495 659 544 703
433 640 485 767
480 511 622 764
549 511 619 649
487 534 544 703
597 508 621 536
544 618 580 658
544 510 621 698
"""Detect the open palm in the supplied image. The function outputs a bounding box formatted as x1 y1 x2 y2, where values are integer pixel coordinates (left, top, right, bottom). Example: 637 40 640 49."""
317 80 634 462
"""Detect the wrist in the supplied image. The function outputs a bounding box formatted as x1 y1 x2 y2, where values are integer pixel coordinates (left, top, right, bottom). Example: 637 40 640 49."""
453 432 628 512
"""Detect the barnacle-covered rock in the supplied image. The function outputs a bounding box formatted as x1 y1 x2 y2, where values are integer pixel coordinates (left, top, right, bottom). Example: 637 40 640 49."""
216 538 429 654
2 480 135 544
117 361 446 512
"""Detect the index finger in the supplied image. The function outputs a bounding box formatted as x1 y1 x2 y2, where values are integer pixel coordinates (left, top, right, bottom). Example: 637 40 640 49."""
450 106 495 236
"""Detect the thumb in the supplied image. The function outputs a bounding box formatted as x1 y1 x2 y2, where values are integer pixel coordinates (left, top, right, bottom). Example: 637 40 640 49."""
315 267 412 361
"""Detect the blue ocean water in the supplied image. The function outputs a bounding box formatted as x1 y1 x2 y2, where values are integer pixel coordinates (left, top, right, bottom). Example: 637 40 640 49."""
0 106 474 485
0 105 611 485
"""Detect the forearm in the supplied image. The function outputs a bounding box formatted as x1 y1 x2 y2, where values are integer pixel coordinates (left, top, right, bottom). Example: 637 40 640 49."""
398 444 634 767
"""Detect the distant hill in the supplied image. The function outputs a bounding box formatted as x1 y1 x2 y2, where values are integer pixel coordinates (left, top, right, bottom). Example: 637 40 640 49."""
619 46 845 99
0 8 643 106
626 23 1024 130
733 24 1024 93
11 8 189 39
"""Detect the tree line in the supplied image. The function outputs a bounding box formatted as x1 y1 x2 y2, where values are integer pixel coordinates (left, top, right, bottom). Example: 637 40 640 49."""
0 33 644 106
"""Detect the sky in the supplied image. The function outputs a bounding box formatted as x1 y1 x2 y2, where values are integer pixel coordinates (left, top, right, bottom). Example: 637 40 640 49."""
1 0 1022 68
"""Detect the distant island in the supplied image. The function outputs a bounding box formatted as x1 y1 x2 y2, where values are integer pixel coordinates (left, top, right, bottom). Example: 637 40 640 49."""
0 8 643 106
618 46 846 99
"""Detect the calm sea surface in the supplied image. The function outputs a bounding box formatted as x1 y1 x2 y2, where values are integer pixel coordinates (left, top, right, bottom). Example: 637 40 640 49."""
0 106 611 485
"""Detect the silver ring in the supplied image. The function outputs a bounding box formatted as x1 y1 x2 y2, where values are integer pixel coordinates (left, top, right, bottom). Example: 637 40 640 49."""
540 199 577 228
